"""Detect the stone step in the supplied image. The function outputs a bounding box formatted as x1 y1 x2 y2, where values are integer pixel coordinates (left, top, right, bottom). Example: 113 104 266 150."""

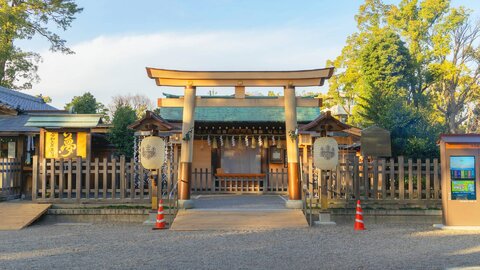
170 209 308 231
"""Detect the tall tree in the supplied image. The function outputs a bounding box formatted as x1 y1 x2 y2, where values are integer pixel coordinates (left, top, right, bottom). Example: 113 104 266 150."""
0 0 82 89
108 105 136 158
65 92 109 122
355 30 413 127
109 94 153 119
430 17 480 133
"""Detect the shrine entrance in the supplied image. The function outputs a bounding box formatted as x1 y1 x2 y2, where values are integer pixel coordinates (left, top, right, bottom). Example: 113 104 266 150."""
144 67 335 209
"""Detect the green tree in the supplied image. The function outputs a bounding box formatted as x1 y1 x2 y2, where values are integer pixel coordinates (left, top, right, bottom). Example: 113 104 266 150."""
354 30 412 126
429 16 480 133
0 0 82 89
65 92 110 122
108 105 136 158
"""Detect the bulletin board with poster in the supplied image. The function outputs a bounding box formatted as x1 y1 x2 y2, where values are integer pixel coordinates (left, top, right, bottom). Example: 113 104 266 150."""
450 156 476 200
45 131 88 159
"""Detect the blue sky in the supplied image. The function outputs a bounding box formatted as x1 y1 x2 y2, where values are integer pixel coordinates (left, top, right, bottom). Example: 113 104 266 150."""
21 0 480 108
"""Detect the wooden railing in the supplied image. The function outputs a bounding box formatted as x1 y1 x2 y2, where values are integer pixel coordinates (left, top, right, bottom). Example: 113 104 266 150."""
0 158 22 200
191 168 288 193
32 156 153 203
302 156 442 209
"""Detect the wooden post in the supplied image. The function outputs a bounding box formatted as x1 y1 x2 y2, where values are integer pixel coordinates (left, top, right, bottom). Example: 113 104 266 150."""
120 155 125 200
408 158 413 199
32 156 38 201
398 156 404 200
76 157 81 203
354 156 360 200
178 85 196 206
426 159 431 200
390 158 400 200
381 159 386 199
417 159 422 199
284 85 301 206
373 159 378 199
85 158 91 199
433 158 439 199
41 158 46 199
59 159 64 199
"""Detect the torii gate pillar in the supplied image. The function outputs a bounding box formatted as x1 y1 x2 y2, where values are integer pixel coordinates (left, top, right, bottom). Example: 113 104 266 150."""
284 85 302 209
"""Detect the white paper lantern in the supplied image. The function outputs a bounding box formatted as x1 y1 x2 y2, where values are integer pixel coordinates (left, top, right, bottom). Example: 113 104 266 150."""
140 136 165 170
313 137 339 170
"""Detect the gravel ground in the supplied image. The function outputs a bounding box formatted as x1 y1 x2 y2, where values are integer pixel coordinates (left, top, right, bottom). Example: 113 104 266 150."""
1 222 480 270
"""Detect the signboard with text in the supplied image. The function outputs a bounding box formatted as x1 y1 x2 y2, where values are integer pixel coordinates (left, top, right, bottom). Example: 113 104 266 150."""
45 132 87 159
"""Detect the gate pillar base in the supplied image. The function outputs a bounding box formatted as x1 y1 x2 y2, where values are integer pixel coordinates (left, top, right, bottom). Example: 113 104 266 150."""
178 199 194 209
285 200 303 209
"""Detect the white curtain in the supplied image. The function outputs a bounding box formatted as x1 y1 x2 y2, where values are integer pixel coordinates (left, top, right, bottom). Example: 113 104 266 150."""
221 147 261 173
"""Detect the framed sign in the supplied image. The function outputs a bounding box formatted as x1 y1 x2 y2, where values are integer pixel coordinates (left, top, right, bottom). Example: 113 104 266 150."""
45 132 87 159
450 156 476 200
270 146 284 163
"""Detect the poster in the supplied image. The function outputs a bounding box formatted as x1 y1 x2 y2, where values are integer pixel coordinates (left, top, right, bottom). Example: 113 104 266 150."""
45 132 87 159
450 156 476 200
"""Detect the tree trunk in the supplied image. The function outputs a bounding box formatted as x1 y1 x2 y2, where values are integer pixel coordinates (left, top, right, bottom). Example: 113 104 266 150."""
0 59 6 87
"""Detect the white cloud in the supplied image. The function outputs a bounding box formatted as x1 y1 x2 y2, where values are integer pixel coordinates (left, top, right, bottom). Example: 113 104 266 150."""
24 28 340 109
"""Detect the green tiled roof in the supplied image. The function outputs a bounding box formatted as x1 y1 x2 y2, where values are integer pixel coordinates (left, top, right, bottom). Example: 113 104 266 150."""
159 107 321 122
25 114 103 128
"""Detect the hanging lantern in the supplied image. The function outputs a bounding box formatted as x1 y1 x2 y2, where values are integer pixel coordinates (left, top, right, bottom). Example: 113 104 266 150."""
207 135 211 146
272 135 276 146
140 136 165 170
313 137 338 170
232 135 236 147
245 135 249 147
212 137 218 149
220 136 224 147
251 136 257 149
258 136 263 147
200 136 205 150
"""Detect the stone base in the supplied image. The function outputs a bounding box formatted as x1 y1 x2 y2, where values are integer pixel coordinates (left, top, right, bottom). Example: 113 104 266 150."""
433 224 480 230
285 200 303 209
314 211 336 226
178 199 194 209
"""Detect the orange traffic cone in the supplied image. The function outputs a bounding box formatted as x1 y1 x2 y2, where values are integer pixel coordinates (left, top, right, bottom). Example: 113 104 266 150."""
354 200 365 231
152 199 166 230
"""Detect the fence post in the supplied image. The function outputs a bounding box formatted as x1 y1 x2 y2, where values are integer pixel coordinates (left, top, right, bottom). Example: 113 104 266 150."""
120 156 125 200
85 158 91 199
433 158 439 199
417 159 422 199
373 159 379 199
354 156 360 200
41 158 46 200
398 156 404 200
59 159 64 199
426 159 431 200
76 157 81 203
381 159 386 199
32 156 38 201
408 158 413 199
111 158 117 199
67 159 72 199
363 157 369 199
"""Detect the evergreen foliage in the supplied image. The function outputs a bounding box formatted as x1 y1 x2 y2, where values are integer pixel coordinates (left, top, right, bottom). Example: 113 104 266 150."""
108 105 136 158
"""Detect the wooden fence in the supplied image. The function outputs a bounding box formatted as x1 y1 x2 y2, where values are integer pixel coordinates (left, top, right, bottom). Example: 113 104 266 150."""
0 158 22 200
32 156 154 203
191 168 288 193
303 156 442 208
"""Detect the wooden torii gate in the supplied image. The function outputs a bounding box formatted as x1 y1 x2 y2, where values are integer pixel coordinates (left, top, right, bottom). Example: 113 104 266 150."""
146 68 335 208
